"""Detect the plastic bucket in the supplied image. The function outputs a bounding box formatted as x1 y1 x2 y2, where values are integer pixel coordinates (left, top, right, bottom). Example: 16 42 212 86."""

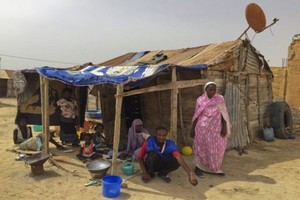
263 127 274 142
102 175 122 198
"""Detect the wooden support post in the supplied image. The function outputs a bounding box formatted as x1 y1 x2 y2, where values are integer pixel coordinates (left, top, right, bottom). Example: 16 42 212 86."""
111 84 123 175
177 73 186 145
156 77 163 126
39 76 50 154
97 90 101 110
170 67 178 143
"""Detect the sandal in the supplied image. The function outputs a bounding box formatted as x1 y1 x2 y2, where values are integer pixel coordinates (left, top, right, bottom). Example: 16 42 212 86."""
160 175 171 183
195 167 205 178
142 177 150 183
85 179 100 187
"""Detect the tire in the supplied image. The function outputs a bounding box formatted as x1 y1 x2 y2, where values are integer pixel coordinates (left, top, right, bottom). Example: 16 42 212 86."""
269 101 293 139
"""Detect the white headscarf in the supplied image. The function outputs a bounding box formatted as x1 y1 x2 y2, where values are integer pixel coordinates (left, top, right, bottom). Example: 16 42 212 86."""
204 81 217 90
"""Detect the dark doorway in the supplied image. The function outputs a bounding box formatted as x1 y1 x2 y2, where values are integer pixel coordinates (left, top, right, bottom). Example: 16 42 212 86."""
124 94 143 129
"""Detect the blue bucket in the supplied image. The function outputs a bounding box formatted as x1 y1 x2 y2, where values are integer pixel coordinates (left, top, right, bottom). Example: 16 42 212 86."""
102 175 122 198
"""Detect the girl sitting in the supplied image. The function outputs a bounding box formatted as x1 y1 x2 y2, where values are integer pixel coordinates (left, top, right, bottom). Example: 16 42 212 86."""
76 134 101 163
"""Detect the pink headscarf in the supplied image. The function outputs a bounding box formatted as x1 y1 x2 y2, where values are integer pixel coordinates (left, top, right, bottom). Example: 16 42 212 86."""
126 119 149 153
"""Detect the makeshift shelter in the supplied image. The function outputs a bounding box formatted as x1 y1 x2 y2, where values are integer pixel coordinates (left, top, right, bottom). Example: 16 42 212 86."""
0 69 15 97
14 70 88 126
36 39 273 174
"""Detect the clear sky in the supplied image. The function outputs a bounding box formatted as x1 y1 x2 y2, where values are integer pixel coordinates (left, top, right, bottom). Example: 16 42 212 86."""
0 0 299 70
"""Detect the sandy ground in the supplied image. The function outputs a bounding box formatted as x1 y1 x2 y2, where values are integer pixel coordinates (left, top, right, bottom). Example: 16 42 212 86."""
1 97 300 200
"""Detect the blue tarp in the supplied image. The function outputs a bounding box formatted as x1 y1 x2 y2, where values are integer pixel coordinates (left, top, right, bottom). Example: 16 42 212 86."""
36 64 207 87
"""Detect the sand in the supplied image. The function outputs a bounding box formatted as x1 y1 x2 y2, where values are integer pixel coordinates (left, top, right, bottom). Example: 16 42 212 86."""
1 97 300 200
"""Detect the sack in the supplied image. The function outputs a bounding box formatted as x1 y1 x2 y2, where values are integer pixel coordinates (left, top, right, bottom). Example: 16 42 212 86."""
19 137 43 151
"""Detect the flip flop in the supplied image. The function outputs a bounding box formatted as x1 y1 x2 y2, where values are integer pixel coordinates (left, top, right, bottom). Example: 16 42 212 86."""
142 177 150 183
195 167 205 178
62 149 74 153
85 179 100 187
160 175 171 183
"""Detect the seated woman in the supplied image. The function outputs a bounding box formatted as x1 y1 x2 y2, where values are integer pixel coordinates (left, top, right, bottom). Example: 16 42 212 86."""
125 119 150 159
77 134 101 163
13 116 33 144
93 123 110 149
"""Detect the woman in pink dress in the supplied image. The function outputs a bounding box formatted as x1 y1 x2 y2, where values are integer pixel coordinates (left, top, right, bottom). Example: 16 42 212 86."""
190 82 231 176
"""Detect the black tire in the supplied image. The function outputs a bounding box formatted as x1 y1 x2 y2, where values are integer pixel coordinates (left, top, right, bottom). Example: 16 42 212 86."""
269 101 293 139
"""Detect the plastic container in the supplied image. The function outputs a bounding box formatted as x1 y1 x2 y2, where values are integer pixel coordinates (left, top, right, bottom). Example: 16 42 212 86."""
263 127 274 142
121 163 134 176
32 125 43 132
102 175 122 198
86 110 102 119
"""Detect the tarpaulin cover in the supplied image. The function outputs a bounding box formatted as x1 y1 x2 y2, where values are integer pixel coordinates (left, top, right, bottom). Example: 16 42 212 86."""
37 64 207 87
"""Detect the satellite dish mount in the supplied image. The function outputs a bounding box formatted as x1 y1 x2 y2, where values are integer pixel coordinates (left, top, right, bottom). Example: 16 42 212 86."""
238 3 279 39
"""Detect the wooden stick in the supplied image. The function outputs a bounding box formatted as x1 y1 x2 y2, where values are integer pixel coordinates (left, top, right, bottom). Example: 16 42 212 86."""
44 78 50 154
170 67 178 143
49 158 86 178
120 78 209 97
111 84 123 174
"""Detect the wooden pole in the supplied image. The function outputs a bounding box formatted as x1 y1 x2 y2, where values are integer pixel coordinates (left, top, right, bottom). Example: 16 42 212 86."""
121 78 209 97
170 66 178 143
156 77 163 125
44 78 50 153
97 90 101 110
177 73 186 145
39 76 50 154
111 84 123 175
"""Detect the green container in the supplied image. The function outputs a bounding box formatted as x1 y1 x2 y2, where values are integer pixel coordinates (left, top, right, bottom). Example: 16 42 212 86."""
121 163 134 176
33 125 43 132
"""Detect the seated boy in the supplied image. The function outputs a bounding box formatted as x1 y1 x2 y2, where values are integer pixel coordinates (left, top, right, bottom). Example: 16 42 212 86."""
137 126 198 186
13 116 33 144
76 134 101 163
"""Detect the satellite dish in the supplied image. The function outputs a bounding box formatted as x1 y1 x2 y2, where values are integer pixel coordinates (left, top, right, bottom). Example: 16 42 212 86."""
245 3 266 32
238 3 279 39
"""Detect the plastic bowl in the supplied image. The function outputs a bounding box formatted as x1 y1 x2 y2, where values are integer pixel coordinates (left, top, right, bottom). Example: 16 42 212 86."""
32 125 43 132
86 110 102 119
85 160 111 179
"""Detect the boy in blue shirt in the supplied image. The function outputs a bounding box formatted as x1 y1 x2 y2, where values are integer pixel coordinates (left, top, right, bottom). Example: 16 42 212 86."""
137 127 198 186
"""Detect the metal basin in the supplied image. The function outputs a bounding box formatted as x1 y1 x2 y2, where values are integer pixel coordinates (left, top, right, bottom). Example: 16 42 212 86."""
86 160 111 179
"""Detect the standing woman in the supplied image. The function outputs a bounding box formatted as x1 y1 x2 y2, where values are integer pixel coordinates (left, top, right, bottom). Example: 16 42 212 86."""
190 82 231 176
57 88 80 146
